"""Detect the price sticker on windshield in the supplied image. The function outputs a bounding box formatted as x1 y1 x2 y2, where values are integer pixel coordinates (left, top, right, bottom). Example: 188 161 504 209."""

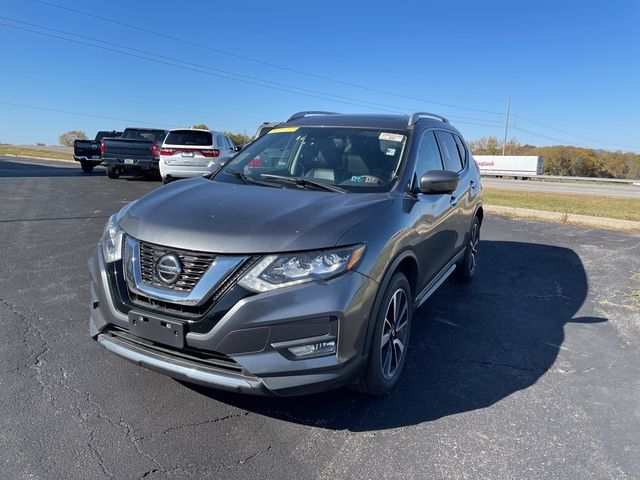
379 132 405 142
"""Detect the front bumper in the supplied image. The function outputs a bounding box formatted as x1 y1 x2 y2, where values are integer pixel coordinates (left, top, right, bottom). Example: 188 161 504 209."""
89 248 378 396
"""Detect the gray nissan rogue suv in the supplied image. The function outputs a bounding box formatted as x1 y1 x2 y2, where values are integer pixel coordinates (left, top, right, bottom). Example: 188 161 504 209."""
89 111 483 396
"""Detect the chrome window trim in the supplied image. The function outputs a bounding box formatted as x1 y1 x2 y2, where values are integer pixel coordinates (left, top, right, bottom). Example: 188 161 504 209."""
124 235 247 306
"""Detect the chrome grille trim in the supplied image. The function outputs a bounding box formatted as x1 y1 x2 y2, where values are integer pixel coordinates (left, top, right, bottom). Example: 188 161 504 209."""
123 235 248 306
138 240 216 291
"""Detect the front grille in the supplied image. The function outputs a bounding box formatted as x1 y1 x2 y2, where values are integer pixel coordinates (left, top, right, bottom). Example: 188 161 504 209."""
127 255 259 319
106 326 246 374
139 240 216 292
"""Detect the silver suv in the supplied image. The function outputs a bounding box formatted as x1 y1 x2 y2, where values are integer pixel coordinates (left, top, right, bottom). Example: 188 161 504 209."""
89 111 483 396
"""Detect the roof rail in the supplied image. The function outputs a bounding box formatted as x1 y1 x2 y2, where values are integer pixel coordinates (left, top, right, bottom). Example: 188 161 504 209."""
286 111 340 122
408 112 449 126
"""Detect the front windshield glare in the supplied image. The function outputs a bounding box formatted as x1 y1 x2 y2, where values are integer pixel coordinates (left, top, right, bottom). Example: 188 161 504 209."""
219 127 407 192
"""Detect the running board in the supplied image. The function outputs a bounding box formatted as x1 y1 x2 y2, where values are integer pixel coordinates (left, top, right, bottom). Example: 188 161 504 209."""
414 249 465 308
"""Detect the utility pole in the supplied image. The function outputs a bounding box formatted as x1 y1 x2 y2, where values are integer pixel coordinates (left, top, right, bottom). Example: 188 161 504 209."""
502 98 510 156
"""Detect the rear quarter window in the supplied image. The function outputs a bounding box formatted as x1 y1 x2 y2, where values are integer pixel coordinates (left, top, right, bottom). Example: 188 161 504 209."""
165 130 213 146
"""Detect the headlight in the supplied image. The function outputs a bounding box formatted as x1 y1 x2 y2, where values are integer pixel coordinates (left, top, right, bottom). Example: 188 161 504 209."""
238 244 365 292
100 214 124 263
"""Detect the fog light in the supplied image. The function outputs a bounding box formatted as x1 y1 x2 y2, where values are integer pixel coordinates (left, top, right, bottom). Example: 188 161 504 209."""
288 340 336 357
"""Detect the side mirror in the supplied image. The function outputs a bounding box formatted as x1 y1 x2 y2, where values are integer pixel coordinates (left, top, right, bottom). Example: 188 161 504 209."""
417 170 460 194
234 145 243 152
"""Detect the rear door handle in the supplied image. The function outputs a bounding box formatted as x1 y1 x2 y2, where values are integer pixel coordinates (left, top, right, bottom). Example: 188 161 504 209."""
450 196 458 207
470 179 475 188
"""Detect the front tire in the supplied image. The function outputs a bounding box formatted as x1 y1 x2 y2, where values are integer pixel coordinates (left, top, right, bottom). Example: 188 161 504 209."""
454 215 480 282
355 272 413 396
80 160 94 173
106 166 120 179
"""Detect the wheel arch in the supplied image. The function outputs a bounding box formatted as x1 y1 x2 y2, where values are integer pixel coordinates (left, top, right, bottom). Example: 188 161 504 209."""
360 249 419 356
475 203 484 226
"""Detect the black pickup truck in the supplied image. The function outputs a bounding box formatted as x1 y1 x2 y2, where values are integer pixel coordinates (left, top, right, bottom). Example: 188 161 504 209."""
74 130 121 173
102 127 168 179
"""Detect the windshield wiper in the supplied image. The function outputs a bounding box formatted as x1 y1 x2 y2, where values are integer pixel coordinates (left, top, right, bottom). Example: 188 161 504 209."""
260 174 347 193
223 168 281 188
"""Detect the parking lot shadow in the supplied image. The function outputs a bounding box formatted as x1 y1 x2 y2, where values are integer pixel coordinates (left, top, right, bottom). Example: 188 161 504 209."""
186 240 606 431
0 159 160 182
0 159 88 177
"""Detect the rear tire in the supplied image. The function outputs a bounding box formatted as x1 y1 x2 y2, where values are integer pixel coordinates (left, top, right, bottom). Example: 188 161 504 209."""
80 161 94 173
354 272 412 396
162 176 172 184
454 215 481 282
106 166 120 179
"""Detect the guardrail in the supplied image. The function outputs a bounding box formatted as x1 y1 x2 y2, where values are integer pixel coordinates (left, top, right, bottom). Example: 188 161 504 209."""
480 172 640 185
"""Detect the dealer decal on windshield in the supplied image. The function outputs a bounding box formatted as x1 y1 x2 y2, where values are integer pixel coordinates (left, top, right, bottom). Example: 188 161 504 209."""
268 127 299 134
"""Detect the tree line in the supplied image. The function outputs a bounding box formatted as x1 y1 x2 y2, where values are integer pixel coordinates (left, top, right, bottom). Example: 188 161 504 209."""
467 136 640 179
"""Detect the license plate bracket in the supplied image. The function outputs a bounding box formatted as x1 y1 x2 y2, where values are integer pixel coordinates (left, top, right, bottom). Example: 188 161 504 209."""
124 158 134 164
128 311 185 348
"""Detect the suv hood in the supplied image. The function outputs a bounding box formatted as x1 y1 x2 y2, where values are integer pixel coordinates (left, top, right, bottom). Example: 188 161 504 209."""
119 177 391 254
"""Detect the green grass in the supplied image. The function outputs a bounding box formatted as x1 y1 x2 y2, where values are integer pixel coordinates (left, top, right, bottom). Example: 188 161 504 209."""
484 188 640 222
0 146 73 161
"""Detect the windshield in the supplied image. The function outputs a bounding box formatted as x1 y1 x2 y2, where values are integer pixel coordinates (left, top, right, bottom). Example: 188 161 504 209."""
217 126 408 193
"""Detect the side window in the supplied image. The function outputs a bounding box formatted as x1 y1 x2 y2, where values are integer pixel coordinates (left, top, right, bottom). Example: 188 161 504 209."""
226 136 234 150
216 134 224 148
454 135 467 167
416 131 444 175
435 131 463 172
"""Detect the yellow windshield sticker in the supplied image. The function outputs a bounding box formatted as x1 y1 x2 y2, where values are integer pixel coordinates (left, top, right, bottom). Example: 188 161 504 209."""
268 127 299 134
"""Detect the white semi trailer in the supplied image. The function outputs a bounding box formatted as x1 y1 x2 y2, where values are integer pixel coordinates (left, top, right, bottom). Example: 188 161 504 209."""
473 155 544 178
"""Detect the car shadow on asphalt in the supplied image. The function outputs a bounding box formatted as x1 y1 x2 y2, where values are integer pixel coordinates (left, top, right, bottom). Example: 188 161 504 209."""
184 240 607 431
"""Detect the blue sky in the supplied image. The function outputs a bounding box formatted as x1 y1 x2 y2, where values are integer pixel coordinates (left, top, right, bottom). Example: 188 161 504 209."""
0 0 638 151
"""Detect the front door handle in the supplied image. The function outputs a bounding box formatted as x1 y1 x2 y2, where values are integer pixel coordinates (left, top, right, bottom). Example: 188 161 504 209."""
470 179 476 188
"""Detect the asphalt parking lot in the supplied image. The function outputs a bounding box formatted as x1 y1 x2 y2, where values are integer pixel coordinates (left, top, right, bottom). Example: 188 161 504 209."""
1 157 639 479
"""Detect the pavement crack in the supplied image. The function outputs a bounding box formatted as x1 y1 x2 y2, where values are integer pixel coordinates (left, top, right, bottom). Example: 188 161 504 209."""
549 364 616 374
0 297 56 403
237 445 272 465
140 468 160 479
463 358 540 372
161 411 250 435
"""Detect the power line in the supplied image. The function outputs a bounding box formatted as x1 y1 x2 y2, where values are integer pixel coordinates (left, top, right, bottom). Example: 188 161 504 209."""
0 20 408 114
514 114 640 149
0 100 177 127
512 126 639 150
26 1 640 150
32 0 505 116
0 16 396 114
0 17 506 126
174 2 508 103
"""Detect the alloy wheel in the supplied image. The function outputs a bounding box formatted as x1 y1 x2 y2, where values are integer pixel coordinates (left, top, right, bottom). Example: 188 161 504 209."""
380 288 409 379
469 222 479 274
